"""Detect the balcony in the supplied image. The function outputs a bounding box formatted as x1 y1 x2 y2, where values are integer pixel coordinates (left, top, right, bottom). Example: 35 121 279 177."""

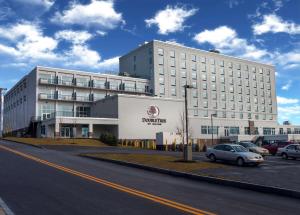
39 93 56 100
57 79 73 86
93 83 107 89
57 94 74 101
76 81 90 88
39 78 56 85
76 96 92 102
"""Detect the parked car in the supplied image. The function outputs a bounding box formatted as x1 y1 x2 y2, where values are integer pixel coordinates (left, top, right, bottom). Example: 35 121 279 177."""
238 141 269 156
205 144 264 166
261 141 293 155
277 144 300 159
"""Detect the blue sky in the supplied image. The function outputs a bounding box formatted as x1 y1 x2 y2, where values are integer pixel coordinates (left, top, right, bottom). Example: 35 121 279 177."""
0 0 299 124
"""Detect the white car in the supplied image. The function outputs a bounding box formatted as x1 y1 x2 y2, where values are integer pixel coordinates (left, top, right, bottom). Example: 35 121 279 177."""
277 144 300 159
205 144 264 166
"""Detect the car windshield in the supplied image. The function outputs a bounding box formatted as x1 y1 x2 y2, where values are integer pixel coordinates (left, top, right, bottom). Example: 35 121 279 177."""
232 145 248 152
240 142 256 148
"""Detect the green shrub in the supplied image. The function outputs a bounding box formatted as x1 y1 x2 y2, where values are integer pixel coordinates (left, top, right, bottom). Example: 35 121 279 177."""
100 133 117 146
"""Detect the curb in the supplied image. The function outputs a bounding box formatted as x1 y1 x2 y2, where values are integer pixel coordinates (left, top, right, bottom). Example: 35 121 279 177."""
0 139 44 149
80 154 300 200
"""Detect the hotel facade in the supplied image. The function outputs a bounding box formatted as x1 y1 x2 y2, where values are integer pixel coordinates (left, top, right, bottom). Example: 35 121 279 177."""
2 40 300 142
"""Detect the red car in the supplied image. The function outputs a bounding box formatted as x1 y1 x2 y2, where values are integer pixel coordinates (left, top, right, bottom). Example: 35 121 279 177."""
261 141 294 155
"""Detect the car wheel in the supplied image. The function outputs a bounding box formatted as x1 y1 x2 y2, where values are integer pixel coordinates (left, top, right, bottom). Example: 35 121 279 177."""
237 157 245 167
282 153 288 160
209 154 216 162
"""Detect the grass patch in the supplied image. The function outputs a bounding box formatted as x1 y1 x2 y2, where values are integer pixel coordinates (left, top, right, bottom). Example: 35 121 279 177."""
84 153 226 173
3 137 107 147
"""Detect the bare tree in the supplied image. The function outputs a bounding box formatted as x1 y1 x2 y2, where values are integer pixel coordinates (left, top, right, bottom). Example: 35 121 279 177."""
176 111 193 145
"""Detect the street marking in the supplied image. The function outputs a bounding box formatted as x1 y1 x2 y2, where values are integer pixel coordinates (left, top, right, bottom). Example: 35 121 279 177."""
0 197 15 215
0 145 215 215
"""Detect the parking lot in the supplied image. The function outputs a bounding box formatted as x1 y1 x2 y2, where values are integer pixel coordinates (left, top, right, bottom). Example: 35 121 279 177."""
43 144 300 192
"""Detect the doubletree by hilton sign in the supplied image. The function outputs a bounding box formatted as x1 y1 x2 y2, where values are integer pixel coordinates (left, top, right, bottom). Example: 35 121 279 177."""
142 105 167 125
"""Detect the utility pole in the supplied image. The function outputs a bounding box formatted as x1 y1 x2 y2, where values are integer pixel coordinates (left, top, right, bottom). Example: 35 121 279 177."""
183 85 193 161
0 88 7 138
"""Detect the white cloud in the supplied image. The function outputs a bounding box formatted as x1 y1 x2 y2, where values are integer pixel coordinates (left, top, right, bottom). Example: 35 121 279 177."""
277 96 299 104
97 56 119 71
0 22 58 60
55 30 93 44
278 105 300 122
51 0 124 31
276 51 300 69
193 26 269 61
253 14 300 35
13 0 55 10
281 80 292 90
145 5 198 35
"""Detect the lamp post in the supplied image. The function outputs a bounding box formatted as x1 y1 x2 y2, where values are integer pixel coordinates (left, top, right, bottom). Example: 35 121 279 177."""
0 88 7 138
211 113 217 145
184 84 193 161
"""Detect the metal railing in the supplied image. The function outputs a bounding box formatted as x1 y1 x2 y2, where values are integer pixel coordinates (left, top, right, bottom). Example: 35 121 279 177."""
39 93 56 99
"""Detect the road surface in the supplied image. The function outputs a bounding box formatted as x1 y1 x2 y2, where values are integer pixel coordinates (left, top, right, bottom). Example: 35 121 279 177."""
0 140 299 215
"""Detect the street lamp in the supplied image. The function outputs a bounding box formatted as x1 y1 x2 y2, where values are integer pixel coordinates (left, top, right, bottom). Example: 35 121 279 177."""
211 113 217 145
184 84 193 161
0 88 7 138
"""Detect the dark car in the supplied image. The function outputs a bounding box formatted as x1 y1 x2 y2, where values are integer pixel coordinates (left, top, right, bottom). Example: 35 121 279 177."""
261 141 293 155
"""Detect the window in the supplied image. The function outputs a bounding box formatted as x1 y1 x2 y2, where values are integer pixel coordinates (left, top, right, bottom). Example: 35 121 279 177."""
158 56 164 65
181 70 187 78
203 100 208 107
211 83 216 91
220 76 225 83
191 63 197 71
192 99 198 107
170 68 176 76
171 77 176 86
159 76 164 84
76 106 91 117
229 86 234 93
219 68 224 75
220 85 225 92
194 109 198 116
41 125 46 135
191 71 197 79
192 89 198 98
192 80 197 88
210 59 215 65
158 48 164 55
228 70 233 76
160 86 165 95
191 54 196 62
201 74 207 81
181 61 186 69
169 58 175 67
212 92 217 100
221 93 226 101
171 87 176 96
211 66 216 74
169 50 175 58
201 57 206 63
181 53 186 59
202 91 208 99
211 75 216 82
219 60 224 67
202 82 207 90
212 101 217 109
230 127 240 135
263 127 275 135
158 66 164 75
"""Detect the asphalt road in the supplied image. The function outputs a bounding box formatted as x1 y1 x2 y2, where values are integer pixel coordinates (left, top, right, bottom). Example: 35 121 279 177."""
0 140 300 215
42 144 300 191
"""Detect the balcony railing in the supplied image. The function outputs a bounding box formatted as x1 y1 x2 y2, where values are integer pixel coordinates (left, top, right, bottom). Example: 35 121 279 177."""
76 81 90 88
58 79 73 86
39 93 56 100
94 84 107 89
57 94 74 101
39 78 56 85
76 96 91 102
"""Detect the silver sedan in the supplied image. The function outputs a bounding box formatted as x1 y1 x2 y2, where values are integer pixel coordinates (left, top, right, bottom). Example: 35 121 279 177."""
205 144 264 166
277 144 300 159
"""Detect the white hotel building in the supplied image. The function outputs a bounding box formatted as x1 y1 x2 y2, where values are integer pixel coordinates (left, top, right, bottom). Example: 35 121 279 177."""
2 40 300 142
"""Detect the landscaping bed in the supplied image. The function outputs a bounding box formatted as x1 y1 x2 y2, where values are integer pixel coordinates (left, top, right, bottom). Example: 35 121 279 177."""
3 137 107 147
82 153 226 173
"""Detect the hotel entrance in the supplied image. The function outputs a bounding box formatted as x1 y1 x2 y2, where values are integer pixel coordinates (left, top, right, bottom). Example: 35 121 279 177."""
60 126 72 138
